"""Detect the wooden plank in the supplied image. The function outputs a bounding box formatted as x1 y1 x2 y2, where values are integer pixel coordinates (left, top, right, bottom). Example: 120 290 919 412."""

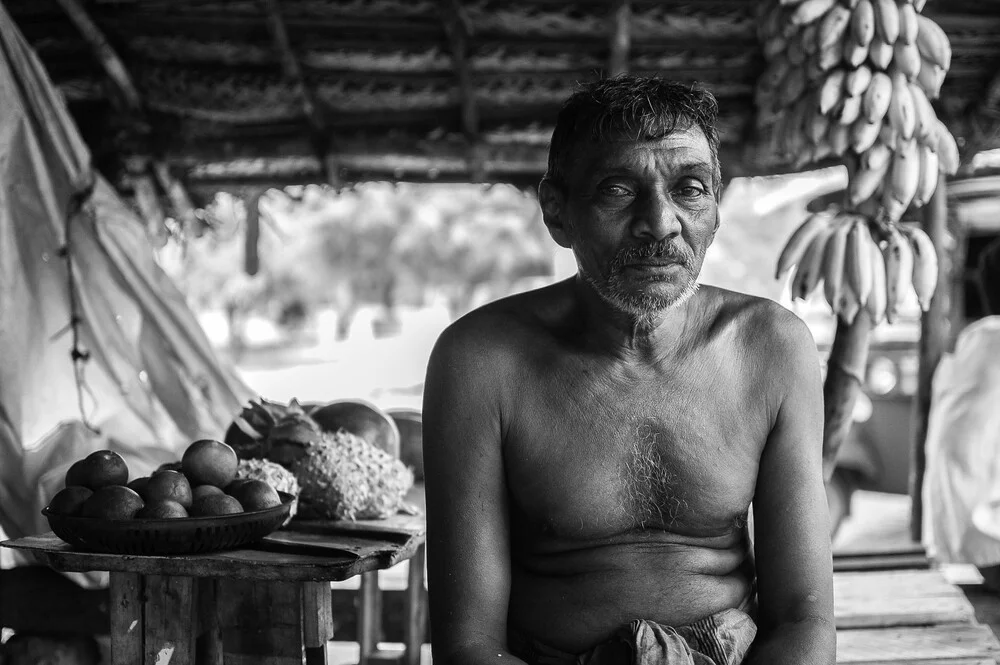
834 569 975 629
833 553 931 573
194 578 222 665
2 531 424 582
217 579 303 665
108 572 143 665
836 624 1000 664
142 575 196 665
303 581 334 665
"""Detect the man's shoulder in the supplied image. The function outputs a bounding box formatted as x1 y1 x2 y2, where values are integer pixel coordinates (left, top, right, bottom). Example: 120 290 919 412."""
432 279 571 363
704 286 816 355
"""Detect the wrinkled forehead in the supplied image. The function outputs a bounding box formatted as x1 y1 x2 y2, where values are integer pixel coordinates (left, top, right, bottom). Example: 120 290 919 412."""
564 124 715 184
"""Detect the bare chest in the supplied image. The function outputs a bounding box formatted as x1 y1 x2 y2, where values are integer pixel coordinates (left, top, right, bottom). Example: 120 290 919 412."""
504 363 767 541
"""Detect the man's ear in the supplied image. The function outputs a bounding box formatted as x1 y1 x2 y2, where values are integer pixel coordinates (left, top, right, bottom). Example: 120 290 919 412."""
538 178 572 249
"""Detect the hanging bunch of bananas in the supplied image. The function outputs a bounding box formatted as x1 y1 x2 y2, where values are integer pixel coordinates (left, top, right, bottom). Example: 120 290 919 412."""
775 210 938 323
755 0 960 224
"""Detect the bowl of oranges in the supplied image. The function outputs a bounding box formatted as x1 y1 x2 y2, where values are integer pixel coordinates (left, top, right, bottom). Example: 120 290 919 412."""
43 439 295 555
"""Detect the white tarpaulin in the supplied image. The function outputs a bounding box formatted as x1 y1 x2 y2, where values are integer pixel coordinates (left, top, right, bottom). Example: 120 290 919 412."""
923 316 1000 566
0 4 255 582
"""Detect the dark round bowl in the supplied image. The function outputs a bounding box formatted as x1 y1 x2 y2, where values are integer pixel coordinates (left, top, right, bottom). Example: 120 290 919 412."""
42 492 296 555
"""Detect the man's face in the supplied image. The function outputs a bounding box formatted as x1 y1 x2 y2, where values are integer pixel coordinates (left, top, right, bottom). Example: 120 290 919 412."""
543 125 721 318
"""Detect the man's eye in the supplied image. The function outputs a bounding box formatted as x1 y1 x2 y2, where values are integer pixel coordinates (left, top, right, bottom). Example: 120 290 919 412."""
600 185 633 197
677 185 706 198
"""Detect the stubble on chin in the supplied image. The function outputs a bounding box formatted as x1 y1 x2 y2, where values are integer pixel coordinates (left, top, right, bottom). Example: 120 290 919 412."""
581 266 700 326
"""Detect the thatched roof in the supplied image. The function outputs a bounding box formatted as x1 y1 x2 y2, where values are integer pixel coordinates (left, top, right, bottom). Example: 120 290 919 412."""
7 0 1000 204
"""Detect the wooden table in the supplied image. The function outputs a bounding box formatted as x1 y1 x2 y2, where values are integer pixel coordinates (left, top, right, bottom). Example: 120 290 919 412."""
1 511 427 665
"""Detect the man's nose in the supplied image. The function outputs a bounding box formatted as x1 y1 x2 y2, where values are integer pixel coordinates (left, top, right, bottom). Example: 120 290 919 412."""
632 190 682 241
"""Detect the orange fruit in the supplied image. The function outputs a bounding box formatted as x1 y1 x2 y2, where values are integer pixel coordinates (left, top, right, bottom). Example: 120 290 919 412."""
81 486 144 520
192 485 225 501
65 450 129 490
142 470 194 509
190 494 243 517
181 439 238 489
127 476 150 496
136 500 189 519
48 486 93 516
227 479 281 512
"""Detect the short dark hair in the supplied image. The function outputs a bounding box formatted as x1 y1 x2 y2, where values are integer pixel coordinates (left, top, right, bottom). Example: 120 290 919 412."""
544 75 722 194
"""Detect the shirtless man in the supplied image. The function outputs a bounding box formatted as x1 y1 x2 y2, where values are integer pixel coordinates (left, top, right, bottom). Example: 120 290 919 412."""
422 76 835 665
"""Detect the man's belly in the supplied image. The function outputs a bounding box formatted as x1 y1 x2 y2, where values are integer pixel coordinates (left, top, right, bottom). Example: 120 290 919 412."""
507 536 755 654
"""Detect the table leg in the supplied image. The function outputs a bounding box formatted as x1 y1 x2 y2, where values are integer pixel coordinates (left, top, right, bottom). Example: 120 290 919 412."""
403 546 428 665
108 572 142 665
142 575 197 665
302 581 334 665
357 571 382 665
217 579 303 665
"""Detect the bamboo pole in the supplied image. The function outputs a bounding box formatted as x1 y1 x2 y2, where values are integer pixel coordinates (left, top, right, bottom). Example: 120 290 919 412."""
910 175 952 543
822 309 874 480
244 189 263 276
439 0 483 181
608 0 632 77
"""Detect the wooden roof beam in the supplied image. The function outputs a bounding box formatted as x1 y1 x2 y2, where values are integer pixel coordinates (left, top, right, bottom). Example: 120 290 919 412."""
439 0 485 181
608 0 631 77
54 0 200 236
260 0 339 186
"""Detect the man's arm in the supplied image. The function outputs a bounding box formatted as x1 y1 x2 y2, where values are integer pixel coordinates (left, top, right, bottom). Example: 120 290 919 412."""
422 319 527 665
745 313 836 665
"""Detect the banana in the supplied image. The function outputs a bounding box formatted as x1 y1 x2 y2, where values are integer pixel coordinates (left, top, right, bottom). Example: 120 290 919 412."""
913 0 926 11
837 281 861 324
909 83 937 143
761 57 792 92
851 0 876 47
801 22 821 55
844 39 869 68
888 71 916 140
809 109 831 145
834 94 863 125
850 118 882 154
864 141 893 171
883 138 920 222
787 39 807 67
883 225 914 323
935 121 960 175
915 60 945 100
823 215 852 309
894 40 922 79
780 66 808 106
817 40 844 73
866 234 888 325
792 223 837 300
845 65 873 97
849 150 892 205
902 225 939 311
897 2 918 44
764 34 790 61
819 4 853 49
862 71 893 122
915 14 952 72
792 0 839 26
780 0 810 5
912 143 939 207
775 211 835 279
845 217 874 306
819 69 848 114
869 35 894 69
879 122 900 150
828 121 851 156
872 0 900 44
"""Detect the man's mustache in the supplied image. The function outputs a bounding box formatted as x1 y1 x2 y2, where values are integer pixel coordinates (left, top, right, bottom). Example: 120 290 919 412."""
610 241 694 271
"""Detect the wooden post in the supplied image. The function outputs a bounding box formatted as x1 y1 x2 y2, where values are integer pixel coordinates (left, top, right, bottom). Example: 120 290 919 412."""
910 175 951 543
822 309 874 480
608 0 631 77
244 189 263 276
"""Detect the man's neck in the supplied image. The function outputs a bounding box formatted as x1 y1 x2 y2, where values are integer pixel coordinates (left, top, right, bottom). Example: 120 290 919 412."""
570 275 699 360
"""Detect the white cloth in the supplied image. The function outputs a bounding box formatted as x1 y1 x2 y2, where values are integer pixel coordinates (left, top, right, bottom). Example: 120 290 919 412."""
922 316 1000 566
0 4 255 586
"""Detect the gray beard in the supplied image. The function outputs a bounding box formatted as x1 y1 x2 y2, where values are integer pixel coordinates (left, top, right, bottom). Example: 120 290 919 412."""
581 268 700 327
